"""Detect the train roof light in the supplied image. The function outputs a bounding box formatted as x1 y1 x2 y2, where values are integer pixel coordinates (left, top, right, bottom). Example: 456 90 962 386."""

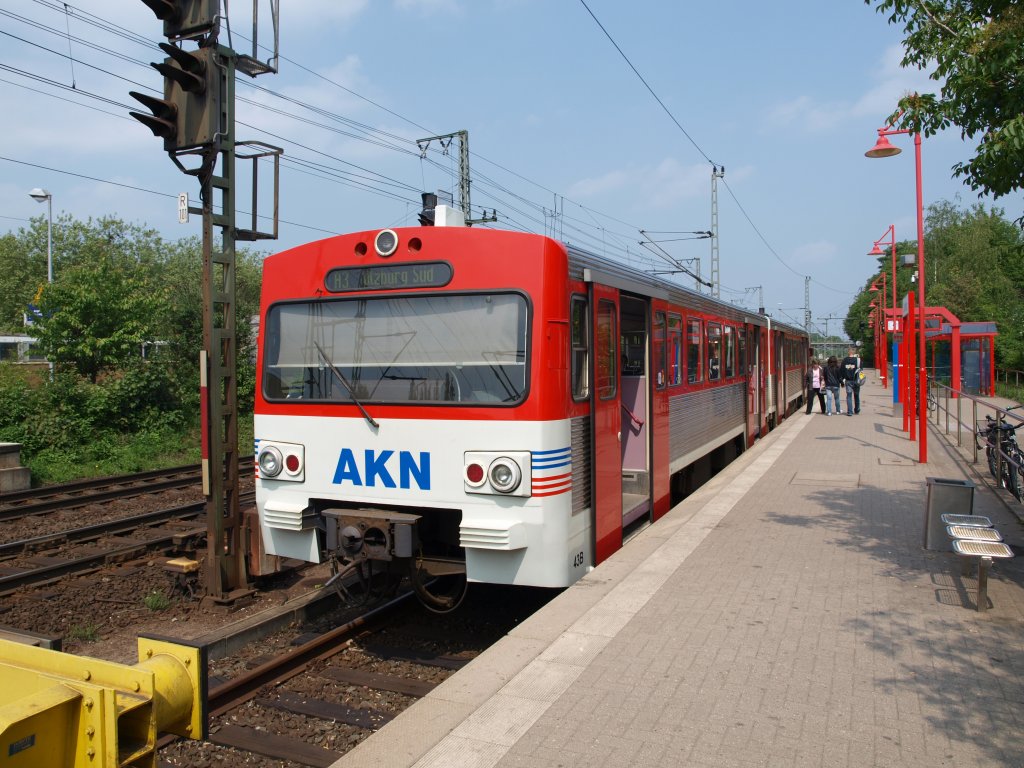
374 229 398 257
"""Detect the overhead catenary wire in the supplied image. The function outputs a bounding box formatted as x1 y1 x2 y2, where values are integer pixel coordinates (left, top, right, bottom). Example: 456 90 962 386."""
4 2 828 304
577 1 848 299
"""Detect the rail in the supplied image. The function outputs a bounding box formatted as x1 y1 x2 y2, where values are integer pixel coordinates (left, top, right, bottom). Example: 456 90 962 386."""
926 378 1024 503
996 367 1024 388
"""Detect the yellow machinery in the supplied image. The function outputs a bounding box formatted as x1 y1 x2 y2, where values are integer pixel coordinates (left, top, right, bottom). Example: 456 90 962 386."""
0 634 206 767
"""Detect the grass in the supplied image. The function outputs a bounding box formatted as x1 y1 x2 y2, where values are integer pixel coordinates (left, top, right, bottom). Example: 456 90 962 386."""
68 624 99 642
996 381 1024 406
143 591 171 611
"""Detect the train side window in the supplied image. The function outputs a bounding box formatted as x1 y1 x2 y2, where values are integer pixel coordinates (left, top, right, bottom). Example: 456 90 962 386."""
596 299 617 400
570 296 590 400
707 322 722 381
668 313 682 385
724 325 736 378
653 311 666 389
687 318 702 383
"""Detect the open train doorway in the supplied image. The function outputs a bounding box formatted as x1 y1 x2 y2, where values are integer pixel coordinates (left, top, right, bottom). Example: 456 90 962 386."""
620 295 651 536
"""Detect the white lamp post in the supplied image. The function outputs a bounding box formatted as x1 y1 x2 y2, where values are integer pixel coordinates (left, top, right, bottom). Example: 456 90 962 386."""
28 188 53 284
28 188 53 378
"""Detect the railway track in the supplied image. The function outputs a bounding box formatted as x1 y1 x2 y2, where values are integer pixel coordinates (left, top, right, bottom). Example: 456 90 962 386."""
0 491 254 595
0 457 254 521
158 584 553 767
203 592 427 766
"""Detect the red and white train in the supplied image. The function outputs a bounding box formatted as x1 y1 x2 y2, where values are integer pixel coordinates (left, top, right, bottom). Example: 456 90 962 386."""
254 208 808 609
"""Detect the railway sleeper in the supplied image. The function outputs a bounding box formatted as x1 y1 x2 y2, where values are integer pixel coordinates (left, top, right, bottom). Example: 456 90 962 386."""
210 723 341 768
320 665 438 698
259 688 396 729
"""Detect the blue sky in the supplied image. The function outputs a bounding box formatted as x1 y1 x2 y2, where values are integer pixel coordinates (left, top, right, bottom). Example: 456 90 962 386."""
3 0 1021 335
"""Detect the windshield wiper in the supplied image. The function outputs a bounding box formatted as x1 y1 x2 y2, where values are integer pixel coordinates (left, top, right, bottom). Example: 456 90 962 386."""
312 340 379 429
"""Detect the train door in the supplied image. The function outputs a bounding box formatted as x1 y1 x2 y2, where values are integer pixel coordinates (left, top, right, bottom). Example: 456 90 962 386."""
774 332 785 416
619 295 651 532
763 324 775 426
591 283 622 563
747 325 762 440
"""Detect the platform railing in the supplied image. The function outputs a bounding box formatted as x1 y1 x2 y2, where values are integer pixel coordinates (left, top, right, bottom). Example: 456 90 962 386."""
928 378 1024 501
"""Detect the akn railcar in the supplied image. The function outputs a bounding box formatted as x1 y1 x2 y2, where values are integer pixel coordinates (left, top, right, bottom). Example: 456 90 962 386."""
254 211 808 609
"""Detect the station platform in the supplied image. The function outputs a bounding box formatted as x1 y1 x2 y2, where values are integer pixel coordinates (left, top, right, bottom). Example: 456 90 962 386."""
335 374 1024 768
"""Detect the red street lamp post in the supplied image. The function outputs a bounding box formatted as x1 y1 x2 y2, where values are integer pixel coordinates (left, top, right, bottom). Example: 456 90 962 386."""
868 226 900 394
868 272 888 388
866 122 927 464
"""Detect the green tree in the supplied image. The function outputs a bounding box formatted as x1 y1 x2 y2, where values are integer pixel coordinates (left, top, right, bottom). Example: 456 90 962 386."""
34 250 162 382
866 1 1024 212
153 236 264 412
846 200 1024 369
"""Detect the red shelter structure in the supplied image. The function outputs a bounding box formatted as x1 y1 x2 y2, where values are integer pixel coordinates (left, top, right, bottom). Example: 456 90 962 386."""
925 320 997 396
880 302 998 402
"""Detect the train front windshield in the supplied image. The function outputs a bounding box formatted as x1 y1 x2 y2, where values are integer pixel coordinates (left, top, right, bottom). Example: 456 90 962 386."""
262 293 529 405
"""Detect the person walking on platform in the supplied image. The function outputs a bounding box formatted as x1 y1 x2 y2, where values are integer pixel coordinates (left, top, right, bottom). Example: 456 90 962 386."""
805 358 826 414
824 355 843 415
841 347 862 415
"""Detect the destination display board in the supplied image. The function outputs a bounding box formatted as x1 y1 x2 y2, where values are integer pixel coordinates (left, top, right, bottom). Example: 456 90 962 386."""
324 262 453 293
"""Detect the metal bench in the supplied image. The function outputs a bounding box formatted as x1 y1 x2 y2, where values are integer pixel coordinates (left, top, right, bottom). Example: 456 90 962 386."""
948 535 1015 612
940 513 992 528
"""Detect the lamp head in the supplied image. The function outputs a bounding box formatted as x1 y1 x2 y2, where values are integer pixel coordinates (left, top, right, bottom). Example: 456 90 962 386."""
865 134 901 158
867 243 885 256
29 188 51 203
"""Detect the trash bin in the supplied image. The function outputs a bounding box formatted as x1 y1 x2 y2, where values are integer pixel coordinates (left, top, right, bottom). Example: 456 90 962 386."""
924 477 975 550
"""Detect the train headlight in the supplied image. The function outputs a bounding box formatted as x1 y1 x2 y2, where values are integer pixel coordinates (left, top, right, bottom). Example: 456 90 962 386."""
258 446 284 478
488 457 521 493
256 440 305 482
464 451 530 497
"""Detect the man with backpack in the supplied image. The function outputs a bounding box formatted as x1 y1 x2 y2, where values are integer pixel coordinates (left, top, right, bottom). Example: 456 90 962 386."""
840 347 862 416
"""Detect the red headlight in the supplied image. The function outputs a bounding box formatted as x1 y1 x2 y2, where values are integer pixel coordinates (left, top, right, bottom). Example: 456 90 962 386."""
285 453 300 473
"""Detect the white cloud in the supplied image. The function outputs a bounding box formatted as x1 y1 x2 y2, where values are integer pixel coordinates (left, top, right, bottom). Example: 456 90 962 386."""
850 43 936 119
279 0 369 28
567 158 710 211
764 44 937 134
790 239 838 266
394 0 463 14
764 95 846 133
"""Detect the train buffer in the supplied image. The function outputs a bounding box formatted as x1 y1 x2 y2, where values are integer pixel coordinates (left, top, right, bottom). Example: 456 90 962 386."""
0 634 206 767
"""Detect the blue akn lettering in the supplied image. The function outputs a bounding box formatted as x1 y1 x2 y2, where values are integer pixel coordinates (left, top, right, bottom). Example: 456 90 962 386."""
332 449 431 490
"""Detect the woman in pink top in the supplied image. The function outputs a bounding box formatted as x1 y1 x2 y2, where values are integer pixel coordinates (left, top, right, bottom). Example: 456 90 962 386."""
804 358 826 414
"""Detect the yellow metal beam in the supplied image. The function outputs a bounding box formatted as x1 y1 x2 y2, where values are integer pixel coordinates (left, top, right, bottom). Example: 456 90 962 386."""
0 633 206 767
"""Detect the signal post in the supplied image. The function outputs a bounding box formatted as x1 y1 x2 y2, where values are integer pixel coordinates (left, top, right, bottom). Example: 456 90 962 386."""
131 0 281 606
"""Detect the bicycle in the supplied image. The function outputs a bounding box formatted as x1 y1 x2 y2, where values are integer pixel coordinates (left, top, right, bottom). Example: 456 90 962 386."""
977 405 1024 500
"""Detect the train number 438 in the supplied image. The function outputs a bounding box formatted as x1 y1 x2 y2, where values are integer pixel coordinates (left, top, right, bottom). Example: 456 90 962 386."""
572 551 585 568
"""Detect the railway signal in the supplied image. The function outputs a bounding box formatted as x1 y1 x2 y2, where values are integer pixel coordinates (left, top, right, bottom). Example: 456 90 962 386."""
139 0 218 40
129 43 222 153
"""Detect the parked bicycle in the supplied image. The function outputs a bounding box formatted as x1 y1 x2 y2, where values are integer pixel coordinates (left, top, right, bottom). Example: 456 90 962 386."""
977 405 1024 500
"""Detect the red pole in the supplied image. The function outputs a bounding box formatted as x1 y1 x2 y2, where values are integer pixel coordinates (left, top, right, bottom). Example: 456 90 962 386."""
914 133 927 463
880 271 888 388
901 315 910 433
908 291 917 442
